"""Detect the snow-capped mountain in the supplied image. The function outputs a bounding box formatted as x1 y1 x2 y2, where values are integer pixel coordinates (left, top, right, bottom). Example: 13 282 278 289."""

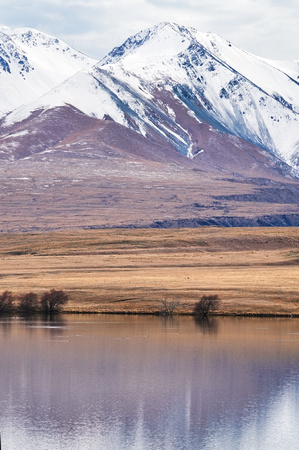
1 22 298 174
97 22 299 168
0 26 96 115
0 23 299 231
98 22 299 169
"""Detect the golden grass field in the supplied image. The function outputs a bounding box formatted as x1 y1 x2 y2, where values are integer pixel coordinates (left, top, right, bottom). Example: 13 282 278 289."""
0 227 298 315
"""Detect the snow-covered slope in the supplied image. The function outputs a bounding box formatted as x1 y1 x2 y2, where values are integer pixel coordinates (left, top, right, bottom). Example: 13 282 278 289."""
0 26 96 114
1 22 298 173
98 22 299 169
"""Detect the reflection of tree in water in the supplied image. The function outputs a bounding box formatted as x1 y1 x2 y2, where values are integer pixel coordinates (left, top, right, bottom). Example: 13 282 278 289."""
42 313 66 326
15 314 67 337
40 313 67 336
194 316 219 334
0 314 66 332
0 317 12 334
159 315 180 329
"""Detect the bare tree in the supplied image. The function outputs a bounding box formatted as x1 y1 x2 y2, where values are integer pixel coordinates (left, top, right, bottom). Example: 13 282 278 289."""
18 292 39 314
0 291 14 314
193 295 220 316
160 298 180 316
40 289 68 313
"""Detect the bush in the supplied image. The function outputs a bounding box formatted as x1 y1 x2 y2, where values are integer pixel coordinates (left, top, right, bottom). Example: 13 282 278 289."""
0 291 14 314
18 292 39 314
193 295 220 316
40 289 68 313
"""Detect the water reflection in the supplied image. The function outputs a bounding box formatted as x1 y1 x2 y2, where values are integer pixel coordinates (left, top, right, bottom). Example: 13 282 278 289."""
0 315 298 449
194 315 219 334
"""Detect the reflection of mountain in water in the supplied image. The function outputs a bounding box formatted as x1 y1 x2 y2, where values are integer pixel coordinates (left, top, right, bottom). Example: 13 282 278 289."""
0 316 298 448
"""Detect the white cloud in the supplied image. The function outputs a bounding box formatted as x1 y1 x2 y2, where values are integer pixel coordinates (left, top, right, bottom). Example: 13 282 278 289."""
0 0 298 60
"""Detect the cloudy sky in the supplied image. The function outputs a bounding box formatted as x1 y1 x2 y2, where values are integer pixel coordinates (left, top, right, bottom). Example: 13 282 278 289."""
1 0 298 61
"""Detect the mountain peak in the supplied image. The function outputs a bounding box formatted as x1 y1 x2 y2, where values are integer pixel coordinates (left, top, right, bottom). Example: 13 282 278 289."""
99 23 236 71
153 21 195 35
100 22 197 66
1 26 69 53
0 25 96 115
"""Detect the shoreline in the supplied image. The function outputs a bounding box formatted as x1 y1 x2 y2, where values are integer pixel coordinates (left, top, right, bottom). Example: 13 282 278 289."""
3 310 299 318
62 311 299 317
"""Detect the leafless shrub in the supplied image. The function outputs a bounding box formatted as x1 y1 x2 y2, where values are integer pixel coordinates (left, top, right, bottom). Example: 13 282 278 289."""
0 291 14 314
40 289 68 313
193 295 220 316
160 298 180 316
18 292 39 314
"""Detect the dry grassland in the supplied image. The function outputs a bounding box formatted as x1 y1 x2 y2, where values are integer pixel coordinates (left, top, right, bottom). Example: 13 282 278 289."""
0 227 298 315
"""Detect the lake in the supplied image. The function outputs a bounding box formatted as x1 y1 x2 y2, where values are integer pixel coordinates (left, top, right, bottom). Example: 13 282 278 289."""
0 314 298 449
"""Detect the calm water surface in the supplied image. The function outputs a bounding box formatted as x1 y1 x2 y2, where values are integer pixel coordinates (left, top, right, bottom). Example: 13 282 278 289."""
0 315 299 449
